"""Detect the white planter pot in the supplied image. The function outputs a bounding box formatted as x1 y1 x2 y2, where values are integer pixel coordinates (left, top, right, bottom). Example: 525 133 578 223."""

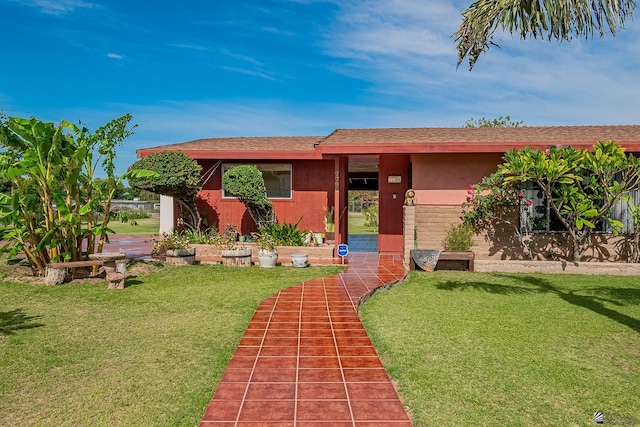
258 248 278 268
291 253 309 268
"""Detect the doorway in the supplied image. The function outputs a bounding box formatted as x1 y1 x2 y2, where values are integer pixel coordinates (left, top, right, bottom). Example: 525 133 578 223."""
347 156 379 252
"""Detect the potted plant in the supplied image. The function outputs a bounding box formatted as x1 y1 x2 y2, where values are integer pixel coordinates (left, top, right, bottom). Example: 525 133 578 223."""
218 225 252 267
439 222 475 271
252 230 279 268
442 222 475 251
154 231 196 265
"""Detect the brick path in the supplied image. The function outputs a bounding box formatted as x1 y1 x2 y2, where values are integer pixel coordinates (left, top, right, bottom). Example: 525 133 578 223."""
199 252 412 426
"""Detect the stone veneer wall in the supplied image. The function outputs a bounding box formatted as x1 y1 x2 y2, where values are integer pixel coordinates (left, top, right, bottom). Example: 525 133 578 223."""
406 205 636 263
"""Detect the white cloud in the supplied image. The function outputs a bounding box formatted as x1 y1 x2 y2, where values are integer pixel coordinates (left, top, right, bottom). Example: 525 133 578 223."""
221 66 276 81
11 0 97 15
319 0 640 126
107 52 124 59
326 0 460 58
167 43 210 51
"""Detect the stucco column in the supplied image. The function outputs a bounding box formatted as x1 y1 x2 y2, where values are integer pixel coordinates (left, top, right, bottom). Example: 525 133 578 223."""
159 195 175 235
403 205 415 268
334 156 349 249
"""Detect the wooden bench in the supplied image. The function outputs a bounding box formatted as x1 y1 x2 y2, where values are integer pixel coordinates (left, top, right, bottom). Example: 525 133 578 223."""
45 260 104 285
437 251 475 272
410 250 475 272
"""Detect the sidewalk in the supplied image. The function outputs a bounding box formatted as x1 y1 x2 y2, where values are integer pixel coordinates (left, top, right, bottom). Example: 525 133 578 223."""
200 252 412 426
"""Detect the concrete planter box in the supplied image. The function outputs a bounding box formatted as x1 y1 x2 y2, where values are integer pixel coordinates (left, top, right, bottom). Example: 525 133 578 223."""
220 248 252 267
166 248 196 257
165 247 196 266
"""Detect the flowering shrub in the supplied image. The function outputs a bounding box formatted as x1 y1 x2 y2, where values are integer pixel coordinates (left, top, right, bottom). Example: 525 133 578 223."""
152 231 191 255
462 171 536 259
152 227 220 255
464 141 640 261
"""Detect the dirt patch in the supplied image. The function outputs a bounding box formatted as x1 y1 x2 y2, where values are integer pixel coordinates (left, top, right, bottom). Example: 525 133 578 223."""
0 258 166 286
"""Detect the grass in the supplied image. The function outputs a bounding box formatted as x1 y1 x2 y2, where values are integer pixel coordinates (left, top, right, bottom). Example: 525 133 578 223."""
348 212 378 235
4 263 639 427
360 271 640 427
108 217 160 235
0 262 342 426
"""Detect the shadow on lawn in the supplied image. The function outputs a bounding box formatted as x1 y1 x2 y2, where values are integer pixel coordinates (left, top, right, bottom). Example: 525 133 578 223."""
0 308 44 336
436 275 640 334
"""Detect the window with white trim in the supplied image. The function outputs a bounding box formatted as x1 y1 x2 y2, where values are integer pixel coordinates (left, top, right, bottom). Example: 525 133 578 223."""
222 163 292 199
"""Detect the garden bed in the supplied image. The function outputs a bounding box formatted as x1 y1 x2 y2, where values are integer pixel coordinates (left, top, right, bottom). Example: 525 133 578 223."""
190 243 335 265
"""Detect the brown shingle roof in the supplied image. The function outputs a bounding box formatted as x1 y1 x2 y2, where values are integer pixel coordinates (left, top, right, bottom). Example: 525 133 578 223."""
320 126 640 145
315 125 640 154
137 125 640 159
143 136 322 152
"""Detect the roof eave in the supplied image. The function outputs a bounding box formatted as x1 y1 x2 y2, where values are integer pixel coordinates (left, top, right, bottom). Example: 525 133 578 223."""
136 148 322 160
317 141 640 154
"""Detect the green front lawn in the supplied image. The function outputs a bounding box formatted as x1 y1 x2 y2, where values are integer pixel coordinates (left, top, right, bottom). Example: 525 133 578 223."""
360 271 640 427
348 212 377 235
3 265 639 427
108 217 160 235
0 263 341 426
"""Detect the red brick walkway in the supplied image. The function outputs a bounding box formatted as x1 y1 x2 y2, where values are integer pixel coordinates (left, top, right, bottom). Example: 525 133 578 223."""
199 252 412 426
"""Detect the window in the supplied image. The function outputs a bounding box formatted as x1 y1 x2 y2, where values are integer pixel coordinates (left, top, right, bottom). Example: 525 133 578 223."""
608 189 640 233
222 163 292 199
520 182 640 233
520 182 565 232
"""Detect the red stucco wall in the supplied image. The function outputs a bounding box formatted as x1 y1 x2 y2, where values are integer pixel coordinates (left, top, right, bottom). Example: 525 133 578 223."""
195 159 335 235
378 155 410 252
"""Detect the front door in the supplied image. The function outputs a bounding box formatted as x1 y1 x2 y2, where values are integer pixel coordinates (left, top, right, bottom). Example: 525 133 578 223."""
378 155 410 253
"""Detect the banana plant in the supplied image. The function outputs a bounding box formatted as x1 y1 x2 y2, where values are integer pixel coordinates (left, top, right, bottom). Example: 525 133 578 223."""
0 113 154 276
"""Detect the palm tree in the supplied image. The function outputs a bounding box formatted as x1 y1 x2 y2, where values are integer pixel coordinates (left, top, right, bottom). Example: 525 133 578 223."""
455 0 636 70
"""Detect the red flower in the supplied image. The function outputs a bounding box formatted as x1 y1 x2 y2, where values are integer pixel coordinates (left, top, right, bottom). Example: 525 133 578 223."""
525 199 533 206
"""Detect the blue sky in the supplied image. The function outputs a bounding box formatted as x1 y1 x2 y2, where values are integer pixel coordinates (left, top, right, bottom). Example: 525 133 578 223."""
1 0 639 176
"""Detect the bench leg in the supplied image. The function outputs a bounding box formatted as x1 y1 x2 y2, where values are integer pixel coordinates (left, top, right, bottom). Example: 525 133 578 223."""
105 262 127 290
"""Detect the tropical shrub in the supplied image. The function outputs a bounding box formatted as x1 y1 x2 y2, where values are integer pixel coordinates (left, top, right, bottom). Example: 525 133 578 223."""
363 204 379 229
128 152 203 227
442 222 475 251
464 140 640 261
222 165 276 227
0 113 154 275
